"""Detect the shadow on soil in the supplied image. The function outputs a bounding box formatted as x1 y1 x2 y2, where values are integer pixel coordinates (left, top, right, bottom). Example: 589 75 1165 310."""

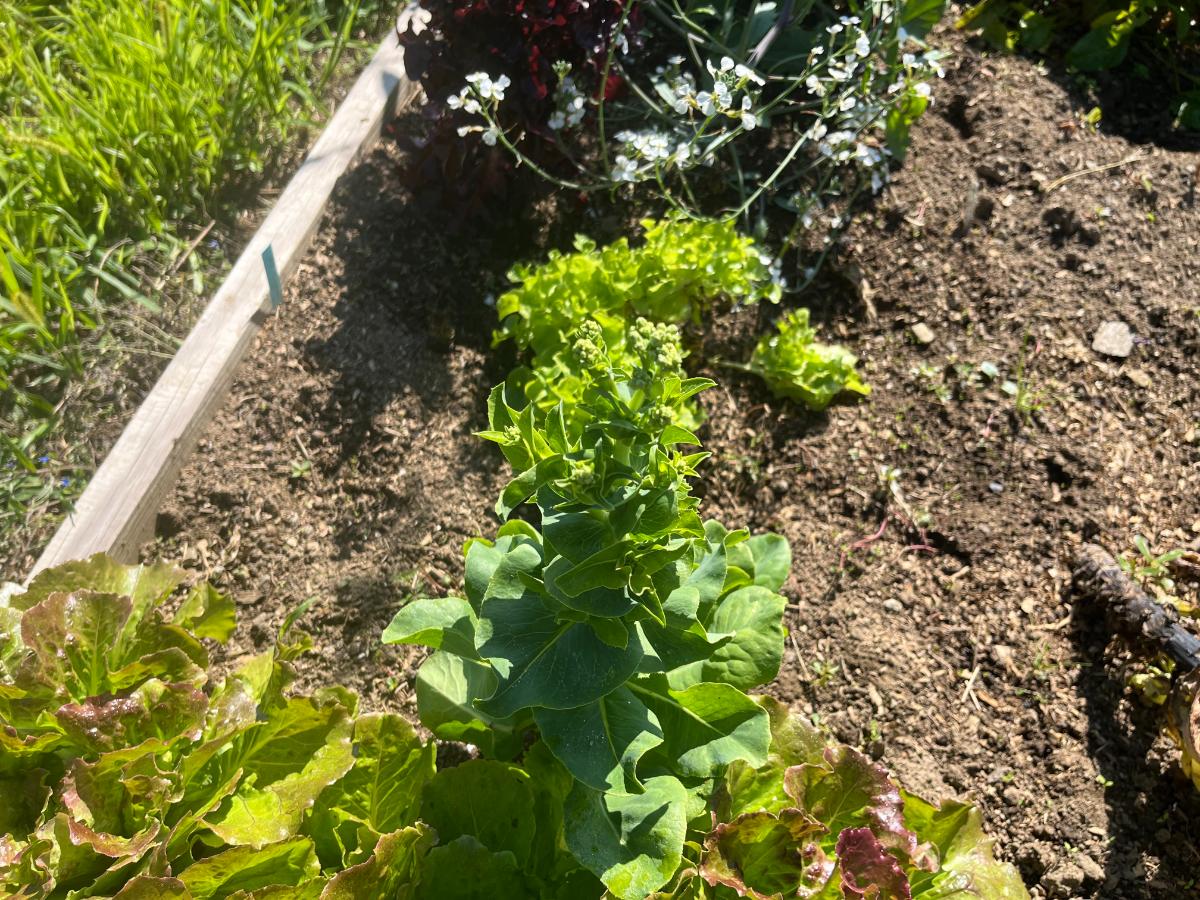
1069 600 1200 894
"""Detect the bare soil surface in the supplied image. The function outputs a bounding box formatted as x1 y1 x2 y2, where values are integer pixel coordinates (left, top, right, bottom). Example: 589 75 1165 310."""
151 34 1200 900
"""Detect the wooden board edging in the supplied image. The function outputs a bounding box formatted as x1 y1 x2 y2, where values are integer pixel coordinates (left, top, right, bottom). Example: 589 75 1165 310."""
30 32 417 579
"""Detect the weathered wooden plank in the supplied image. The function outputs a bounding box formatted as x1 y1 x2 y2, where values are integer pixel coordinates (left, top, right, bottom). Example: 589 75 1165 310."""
31 33 417 578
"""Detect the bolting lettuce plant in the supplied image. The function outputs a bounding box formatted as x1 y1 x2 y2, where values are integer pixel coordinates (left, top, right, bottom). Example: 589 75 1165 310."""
384 322 796 897
0 555 440 898
494 218 781 428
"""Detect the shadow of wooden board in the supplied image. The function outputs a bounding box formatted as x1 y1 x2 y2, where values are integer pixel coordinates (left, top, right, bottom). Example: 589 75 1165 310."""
30 32 419 580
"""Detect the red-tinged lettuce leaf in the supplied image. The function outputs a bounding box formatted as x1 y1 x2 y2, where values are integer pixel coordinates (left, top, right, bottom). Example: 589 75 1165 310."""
17 591 206 708
318 825 433 899
785 745 923 865
418 835 530 900
902 794 1029 899
177 838 321 899
699 808 827 898
722 698 829 819
308 714 435 867
837 827 912 899
17 555 184 615
1168 669 1200 794
204 715 355 848
110 875 192 898
55 679 207 754
0 834 52 896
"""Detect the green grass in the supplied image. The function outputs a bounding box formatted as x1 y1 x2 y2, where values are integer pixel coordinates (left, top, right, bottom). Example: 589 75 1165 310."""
0 0 387 554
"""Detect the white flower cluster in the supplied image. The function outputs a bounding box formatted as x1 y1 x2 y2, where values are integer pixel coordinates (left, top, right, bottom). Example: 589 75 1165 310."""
673 56 764 130
446 72 510 145
548 62 588 131
548 77 587 131
610 129 693 182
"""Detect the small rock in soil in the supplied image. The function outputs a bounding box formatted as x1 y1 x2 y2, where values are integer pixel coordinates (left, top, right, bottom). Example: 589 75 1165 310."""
1125 368 1151 389
911 322 936 345
1092 321 1134 358
1074 853 1104 883
883 598 904 613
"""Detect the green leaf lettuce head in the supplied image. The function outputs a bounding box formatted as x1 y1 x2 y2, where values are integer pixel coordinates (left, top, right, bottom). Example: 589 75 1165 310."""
0 555 443 899
745 308 871 411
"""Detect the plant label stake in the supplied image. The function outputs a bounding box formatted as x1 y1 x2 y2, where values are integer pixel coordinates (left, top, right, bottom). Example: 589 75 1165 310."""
262 244 283 309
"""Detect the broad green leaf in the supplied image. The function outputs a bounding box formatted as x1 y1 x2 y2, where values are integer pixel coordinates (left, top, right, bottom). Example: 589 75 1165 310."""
475 592 646 717
699 809 826 897
414 652 526 759
319 825 432 900
544 555 638 618
1066 8 1144 71
309 714 434 864
900 0 947 39
419 760 537 864
668 586 786 690
179 838 320 899
173 583 236 642
903 795 1028 898
564 775 688 900
381 597 479 659
632 677 770 778
534 686 664 793
205 717 355 847
543 505 615 564
419 836 529 900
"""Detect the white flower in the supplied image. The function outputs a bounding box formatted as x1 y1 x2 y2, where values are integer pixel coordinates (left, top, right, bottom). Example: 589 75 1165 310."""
720 56 735 72
902 52 917 67
855 34 871 57
915 82 932 98
742 111 758 130
827 23 843 34
447 93 463 109
734 63 765 85
839 95 857 111
612 154 639 182
548 111 566 130
805 74 825 97
463 98 481 114
696 91 715 115
482 126 500 146
456 125 471 136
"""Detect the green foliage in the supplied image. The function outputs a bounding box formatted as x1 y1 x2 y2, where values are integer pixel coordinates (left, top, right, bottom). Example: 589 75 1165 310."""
687 698 1029 899
494 218 780 428
743 309 871 411
444 1 949 267
0 0 384 534
0 554 439 898
958 1 1200 128
386 321 796 897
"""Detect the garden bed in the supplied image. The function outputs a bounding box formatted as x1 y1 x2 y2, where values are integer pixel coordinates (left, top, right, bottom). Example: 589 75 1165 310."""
147 32 1199 900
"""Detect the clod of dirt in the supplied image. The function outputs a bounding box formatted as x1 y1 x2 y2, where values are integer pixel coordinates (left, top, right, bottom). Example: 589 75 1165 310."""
1042 206 1101 246
1092 320 1134 358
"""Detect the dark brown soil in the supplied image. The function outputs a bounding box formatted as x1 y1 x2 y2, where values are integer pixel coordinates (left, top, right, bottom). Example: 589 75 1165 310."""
150 33 1200 900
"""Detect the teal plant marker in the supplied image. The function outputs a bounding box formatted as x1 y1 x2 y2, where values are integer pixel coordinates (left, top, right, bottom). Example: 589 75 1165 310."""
262 244 283 309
